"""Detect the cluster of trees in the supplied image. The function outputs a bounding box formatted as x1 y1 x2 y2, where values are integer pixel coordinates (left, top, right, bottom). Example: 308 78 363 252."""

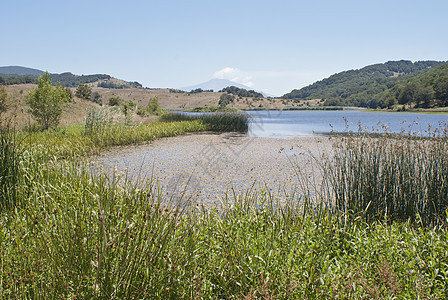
219 86 263 98
97 81 142 89
50 73 111 87
0 75 37 85
188 88 213 94
219 93 235 107
283 60 447 109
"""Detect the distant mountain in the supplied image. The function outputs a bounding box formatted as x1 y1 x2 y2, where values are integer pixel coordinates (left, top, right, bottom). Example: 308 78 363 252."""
0 66 45 77
282 60 446 108
180 78 268 96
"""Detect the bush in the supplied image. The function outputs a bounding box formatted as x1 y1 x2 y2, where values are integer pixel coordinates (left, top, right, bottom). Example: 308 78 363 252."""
75 84 92 100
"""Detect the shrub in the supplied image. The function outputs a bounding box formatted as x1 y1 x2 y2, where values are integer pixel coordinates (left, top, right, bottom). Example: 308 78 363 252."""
75 84 92 100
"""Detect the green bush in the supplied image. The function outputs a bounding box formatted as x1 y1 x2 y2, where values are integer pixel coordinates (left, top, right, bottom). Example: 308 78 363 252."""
75 84 92 100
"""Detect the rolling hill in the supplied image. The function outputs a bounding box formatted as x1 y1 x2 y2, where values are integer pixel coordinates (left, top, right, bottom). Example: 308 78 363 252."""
0 66 142 88
283 60 446 108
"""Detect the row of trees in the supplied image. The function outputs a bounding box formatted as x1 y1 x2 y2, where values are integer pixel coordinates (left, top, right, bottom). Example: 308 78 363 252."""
219 86 263 98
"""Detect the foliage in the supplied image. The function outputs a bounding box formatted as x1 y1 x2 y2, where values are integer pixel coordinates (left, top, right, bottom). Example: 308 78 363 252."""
26 72 70 130
51 72 111 87
220 86 264 98
188 88 213 94
218 93 235 107
161 111 249 132
97 81 142 89
136 97 166 116
283 60 446 109
75 84 92 100
0 75 37 85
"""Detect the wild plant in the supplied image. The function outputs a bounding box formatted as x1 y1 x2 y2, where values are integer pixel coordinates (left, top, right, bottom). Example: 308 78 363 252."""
328 122 448 226
160 111 249 133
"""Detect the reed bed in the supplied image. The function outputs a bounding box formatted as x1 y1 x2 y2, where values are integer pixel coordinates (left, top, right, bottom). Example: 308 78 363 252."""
329 124 448 227
17 120 207 160
160 111 249 133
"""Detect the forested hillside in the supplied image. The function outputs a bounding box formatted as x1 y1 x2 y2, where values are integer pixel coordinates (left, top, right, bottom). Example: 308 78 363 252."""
0 66 142 88
283 60 447 108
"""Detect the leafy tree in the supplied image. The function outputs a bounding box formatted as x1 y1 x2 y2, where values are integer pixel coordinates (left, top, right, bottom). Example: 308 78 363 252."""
147 97 162 114
27 72 70 130
75 84 92 99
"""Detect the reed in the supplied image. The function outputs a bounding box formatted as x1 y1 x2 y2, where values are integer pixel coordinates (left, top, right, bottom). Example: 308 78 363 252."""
160 111 249 133
0 130 22 210
328 124 448 227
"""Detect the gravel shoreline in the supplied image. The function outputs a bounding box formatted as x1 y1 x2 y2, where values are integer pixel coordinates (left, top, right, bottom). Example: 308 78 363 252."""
92 133 333 208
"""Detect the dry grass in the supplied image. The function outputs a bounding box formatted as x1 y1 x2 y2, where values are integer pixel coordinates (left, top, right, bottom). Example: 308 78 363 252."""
3 84 306 126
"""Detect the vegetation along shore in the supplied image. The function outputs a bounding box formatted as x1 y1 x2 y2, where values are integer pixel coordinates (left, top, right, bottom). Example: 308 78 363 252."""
1 68 448 298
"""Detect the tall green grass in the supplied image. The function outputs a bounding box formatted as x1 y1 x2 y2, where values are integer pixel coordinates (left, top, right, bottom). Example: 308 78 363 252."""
329 125 448 227
18 120 207 160
1 160 447 298
0 130 22 210
1 119 448 298
161 111 249 133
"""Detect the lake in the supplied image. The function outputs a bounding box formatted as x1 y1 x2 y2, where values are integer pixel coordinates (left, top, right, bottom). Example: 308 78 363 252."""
247 110 448 138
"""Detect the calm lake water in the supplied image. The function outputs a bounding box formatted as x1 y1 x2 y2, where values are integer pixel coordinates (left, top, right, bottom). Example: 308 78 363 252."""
247 110 448 138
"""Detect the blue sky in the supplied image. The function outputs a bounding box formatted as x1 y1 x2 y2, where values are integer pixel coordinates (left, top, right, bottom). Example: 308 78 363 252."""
2 0 447 96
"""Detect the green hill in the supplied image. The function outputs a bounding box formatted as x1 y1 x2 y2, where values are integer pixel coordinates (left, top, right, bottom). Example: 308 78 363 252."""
0 66 142 88
283 60 447 108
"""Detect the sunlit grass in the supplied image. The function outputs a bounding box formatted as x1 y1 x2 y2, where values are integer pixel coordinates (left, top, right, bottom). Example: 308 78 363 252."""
1 119 448 298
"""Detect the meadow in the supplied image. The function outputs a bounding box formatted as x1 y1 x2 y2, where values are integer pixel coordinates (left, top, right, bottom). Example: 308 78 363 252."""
1 111 448 299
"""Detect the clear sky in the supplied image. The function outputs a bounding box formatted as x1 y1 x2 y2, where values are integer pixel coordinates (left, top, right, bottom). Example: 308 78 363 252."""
2 0 447 96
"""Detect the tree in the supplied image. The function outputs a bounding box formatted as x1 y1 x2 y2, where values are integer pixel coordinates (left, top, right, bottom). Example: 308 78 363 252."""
27 72 70 130
75 84 92 99
434 76 448 106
